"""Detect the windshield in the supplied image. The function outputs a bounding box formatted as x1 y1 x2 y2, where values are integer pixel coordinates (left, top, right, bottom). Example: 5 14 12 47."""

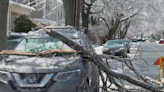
104 40 123 47
15 38 72 52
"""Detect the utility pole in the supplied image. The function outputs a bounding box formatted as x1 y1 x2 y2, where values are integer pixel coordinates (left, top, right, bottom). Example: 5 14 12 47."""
75 0 81 27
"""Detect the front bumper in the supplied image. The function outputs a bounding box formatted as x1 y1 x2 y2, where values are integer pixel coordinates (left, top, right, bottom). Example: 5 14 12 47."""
0 70 85 92
103 49 127 56
0 78 82 92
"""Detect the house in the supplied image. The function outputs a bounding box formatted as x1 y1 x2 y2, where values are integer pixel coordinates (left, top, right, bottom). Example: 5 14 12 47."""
11 0 65 26
8 0 35 33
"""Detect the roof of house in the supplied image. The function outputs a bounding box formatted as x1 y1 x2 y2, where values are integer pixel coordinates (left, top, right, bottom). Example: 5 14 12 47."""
9 1 35 11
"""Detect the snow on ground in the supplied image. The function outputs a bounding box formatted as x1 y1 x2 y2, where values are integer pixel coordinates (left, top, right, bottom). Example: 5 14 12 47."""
93 43 141 91
93 46 103 55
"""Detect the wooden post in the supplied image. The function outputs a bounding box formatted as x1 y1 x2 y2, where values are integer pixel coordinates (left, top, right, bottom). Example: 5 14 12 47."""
158 56 163 88
75 0 81 27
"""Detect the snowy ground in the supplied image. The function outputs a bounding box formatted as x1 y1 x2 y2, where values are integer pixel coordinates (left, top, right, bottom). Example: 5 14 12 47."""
93 42 142 92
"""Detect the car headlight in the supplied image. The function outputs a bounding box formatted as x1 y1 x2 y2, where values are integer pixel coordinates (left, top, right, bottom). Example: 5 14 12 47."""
0 71 11 82
115 48 124 52
102 48 109 51
53 69 81 82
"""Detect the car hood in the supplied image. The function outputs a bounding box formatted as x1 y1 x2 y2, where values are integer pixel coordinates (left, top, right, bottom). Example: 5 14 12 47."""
0 56 82 73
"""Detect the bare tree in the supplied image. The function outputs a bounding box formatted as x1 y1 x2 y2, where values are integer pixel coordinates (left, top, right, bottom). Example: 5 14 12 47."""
81 0 97 34
98 0 142 40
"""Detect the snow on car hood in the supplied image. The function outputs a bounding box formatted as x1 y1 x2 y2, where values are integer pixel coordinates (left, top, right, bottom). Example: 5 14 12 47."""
0 56 82 73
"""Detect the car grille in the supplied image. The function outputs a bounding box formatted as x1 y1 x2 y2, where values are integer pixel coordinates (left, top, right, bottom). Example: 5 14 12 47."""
20 73 45 84
108 49 117 55
12 73 54 88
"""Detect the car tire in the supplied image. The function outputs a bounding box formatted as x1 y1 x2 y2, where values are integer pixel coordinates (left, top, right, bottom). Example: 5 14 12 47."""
127 50 130 53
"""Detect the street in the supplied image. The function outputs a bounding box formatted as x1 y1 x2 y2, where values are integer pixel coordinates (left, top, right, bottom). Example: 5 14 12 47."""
99 41 164 91
139 41 164 80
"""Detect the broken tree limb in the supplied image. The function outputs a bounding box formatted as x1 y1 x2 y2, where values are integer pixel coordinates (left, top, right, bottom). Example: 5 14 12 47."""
0 49 77 56
40 28 162 92
145 76 163 86
100 54 130 62
0 50 38 55
30 19 163 91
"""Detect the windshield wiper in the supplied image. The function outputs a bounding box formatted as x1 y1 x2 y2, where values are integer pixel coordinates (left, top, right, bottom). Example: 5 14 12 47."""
0 49 77 56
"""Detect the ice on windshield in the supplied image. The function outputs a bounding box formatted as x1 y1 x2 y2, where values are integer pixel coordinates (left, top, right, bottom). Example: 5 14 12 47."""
15 38 72 52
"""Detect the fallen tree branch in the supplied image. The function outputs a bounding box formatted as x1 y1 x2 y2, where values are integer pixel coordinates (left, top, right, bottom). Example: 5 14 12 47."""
100 54 130 62
0 49 77 56
145 76 163 86
32 20 162 92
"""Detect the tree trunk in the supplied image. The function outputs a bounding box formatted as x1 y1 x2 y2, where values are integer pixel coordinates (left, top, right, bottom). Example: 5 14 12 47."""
82 14 89 34
0 0 9 60
107 29 114 40
62 0 76 26
81 0 95 34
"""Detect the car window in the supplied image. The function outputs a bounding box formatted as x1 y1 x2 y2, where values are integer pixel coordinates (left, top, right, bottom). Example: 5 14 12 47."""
104 40 123 47
15 38 72 52
7 41 19 50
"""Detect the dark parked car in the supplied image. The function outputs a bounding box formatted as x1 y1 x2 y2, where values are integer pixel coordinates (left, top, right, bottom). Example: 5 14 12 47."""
0 27 99 92
132 38 137 42
102 40 127 57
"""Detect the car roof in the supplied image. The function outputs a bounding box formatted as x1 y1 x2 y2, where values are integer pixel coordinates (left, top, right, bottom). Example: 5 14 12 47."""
106 39 124 42
107 39 129 41
27 27 82 39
